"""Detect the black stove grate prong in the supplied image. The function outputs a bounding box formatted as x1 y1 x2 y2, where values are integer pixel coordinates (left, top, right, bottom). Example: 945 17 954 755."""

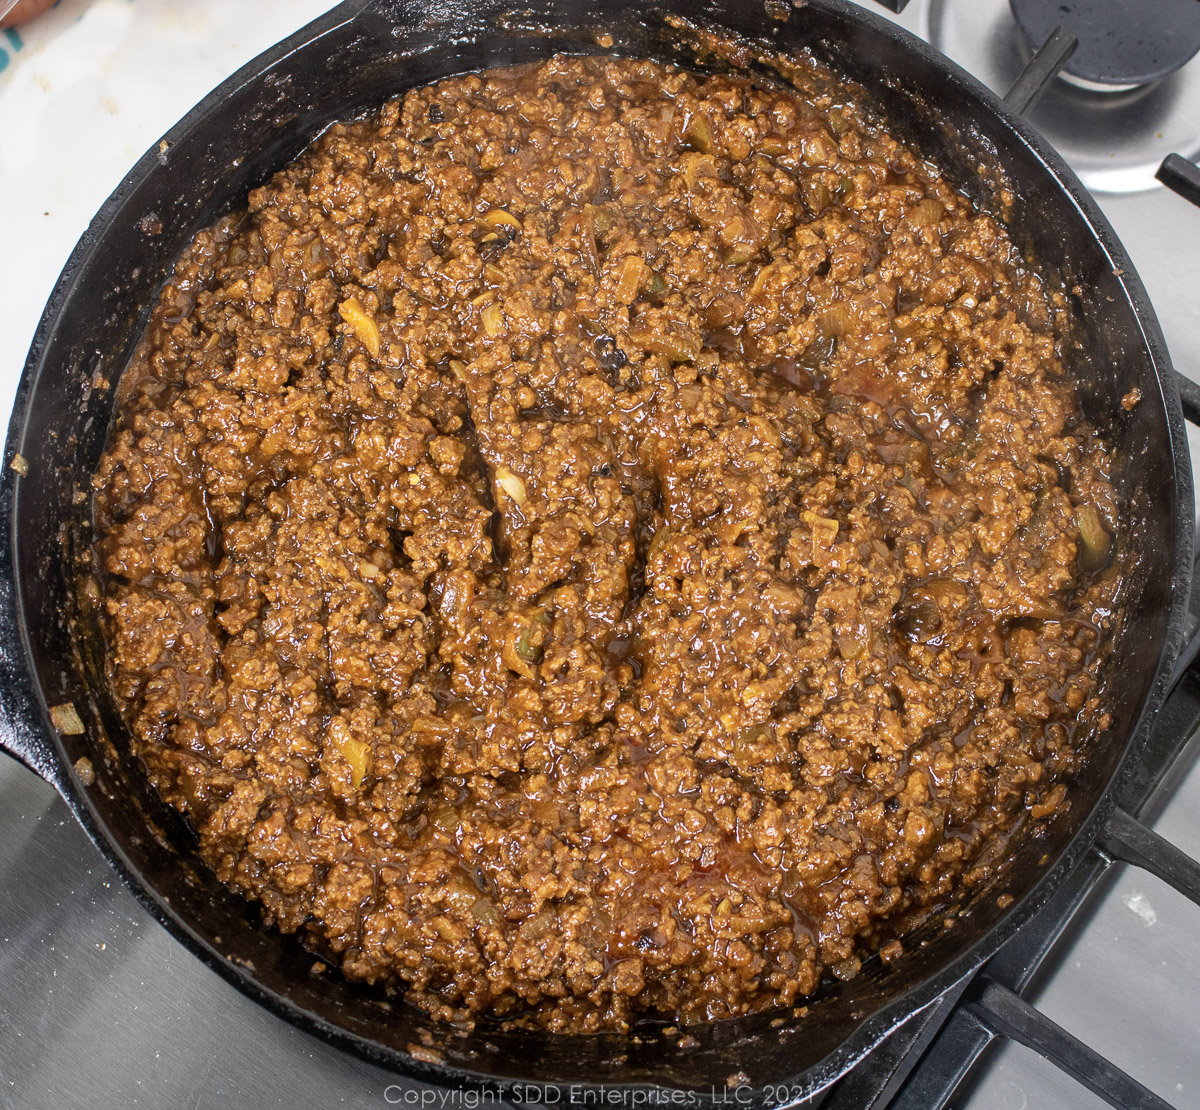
1125 665 1200 809
1172 371 1200 432
1099 806 1200 907
1158 155 1200 209
882 1002 995 1110
1004 25 1079 115
965 980 1175 1110
814 974 975 1110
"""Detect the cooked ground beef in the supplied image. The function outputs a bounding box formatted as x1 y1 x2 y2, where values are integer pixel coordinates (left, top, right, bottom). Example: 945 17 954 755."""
91 53 1119 1033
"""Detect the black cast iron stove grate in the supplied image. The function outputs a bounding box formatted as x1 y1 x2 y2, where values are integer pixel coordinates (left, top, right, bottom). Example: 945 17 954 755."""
806 14 1200 1109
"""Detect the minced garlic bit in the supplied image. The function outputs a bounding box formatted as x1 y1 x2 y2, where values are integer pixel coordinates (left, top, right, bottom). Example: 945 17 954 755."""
480 301 505 336
495 467 527 506
337 297 382 358
481 208 522 230
73 757 95 786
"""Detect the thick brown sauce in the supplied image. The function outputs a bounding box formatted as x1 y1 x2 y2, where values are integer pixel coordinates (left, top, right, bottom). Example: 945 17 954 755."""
93 54 1119 1032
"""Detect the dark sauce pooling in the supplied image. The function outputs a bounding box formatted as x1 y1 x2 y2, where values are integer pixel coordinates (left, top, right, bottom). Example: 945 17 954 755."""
92 55 1119 1032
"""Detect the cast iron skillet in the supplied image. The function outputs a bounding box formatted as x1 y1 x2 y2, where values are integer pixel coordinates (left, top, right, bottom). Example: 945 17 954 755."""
0 0 1191 1103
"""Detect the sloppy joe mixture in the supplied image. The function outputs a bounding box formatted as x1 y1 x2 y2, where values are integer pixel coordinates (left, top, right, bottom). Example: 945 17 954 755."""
92 54 1119 1032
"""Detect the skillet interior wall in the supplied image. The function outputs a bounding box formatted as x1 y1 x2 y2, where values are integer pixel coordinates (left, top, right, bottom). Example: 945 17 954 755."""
8 0 1183 1097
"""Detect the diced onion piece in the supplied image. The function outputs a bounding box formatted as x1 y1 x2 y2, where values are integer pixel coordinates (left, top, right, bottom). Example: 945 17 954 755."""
765 581 804 614
629 325 702 363
472 897 502 925
875 441 920 465
647 527 673 560
835 620 872 660
817 303 852 338
803 180 832 215
802 133 834 165
338 297 381 358
526 907 557 936
895 598 940 643
303 239 325 270
911 198 944 228
681 152 719 188
50 702 85 735
832 361 894 405
760 135 787 157
336 735 370 789
685 113 713 152
496 467 527 506
717 519 750 545
783 457 817 479
923 578 969 601
1076 503 1111 570
830 956 862 981
615 256 646 305
480 301 505 336
482 208 522 230
802 510 840 548
411 714 455 739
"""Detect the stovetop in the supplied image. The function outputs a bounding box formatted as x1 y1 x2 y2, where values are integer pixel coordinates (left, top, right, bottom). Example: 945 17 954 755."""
2 2 1199 1108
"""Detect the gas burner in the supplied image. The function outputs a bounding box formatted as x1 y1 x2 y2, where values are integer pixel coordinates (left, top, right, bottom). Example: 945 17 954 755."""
926 0 1200 192
1011 0 1200 90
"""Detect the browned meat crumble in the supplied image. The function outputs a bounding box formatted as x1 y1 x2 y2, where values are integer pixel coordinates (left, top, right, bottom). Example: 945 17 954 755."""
92 54 1118 1032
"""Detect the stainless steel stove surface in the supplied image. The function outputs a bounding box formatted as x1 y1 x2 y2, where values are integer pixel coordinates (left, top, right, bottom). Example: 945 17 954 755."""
2 2 1199 1108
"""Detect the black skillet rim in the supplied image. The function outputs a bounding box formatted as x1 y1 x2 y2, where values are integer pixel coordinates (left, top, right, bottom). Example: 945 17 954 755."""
0 0 1192 1102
